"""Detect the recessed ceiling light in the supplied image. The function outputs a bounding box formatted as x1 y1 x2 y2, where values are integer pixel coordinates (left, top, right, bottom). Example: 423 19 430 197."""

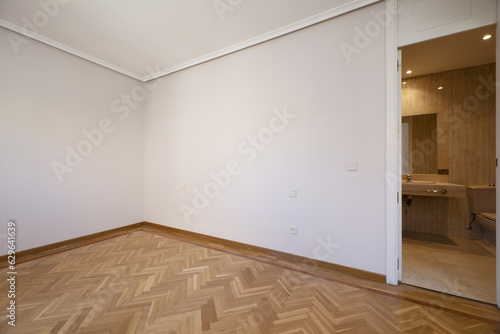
483 34 492 40
437 86 443 90
406 70 412 74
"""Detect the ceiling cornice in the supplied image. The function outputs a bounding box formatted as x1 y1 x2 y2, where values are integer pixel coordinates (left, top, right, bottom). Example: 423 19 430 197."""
0 18 144 81
0 0 380 82
142 0 381 82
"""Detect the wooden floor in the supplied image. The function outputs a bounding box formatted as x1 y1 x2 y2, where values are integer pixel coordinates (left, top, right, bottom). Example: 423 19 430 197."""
403 231 496 304
1 230 500 333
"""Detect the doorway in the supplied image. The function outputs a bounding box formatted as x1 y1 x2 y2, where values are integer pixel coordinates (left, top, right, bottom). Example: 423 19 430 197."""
399 26 497 304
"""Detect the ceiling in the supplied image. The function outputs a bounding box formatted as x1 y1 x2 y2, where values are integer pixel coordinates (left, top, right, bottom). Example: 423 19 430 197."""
0 0 378 82
401 25 496 79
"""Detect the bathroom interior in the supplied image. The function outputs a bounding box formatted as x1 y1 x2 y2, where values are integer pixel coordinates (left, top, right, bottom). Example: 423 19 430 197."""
400 25 496 304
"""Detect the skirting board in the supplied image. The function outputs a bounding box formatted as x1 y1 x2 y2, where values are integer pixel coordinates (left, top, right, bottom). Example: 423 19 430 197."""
0 222 145 268
0 221 386 284
143 222 386 283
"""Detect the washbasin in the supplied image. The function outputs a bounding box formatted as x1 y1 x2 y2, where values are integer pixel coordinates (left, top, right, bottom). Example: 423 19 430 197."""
402 180 435 184
402 181 466 198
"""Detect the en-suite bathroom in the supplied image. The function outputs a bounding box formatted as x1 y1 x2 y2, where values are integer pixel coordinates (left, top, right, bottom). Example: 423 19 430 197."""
400 27 496 304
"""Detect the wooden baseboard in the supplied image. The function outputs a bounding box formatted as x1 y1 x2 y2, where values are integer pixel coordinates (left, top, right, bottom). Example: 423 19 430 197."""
141 222 386 284
0 222 146 268
0 221 386 284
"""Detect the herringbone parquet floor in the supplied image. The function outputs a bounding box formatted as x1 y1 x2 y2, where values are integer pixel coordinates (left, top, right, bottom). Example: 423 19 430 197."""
1 230 499 333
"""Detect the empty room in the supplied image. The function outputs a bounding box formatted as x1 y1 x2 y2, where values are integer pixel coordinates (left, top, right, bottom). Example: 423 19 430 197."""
1 0 500 333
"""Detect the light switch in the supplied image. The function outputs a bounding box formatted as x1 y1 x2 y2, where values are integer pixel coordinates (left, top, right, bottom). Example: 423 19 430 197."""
348 162 358 171
289 189 297 197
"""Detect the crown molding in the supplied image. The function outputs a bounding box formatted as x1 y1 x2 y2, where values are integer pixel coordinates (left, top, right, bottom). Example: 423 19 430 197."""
0 0 380 82
0 18 144 81
143 0 380 81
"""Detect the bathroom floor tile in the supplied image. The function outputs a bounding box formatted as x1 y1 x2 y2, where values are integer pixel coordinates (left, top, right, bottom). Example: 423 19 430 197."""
402 232 496 305
432 250 496 272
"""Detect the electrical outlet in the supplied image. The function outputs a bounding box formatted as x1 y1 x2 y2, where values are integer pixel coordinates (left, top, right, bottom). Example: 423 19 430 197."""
289 225 297 235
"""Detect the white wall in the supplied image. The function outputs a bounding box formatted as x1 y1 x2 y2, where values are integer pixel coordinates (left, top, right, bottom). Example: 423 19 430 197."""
145 3 388 275
0 27 145 253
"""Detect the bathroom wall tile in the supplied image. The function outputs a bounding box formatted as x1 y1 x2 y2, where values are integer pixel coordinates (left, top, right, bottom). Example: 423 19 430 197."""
402 63 495 240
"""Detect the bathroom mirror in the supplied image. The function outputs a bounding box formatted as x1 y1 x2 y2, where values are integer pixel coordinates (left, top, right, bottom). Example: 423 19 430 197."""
401 114 438 174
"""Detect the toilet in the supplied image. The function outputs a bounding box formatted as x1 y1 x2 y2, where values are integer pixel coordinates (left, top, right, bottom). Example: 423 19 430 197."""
467 185 496 247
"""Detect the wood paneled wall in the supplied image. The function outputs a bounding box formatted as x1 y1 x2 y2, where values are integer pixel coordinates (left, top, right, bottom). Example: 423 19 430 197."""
402 63 496 239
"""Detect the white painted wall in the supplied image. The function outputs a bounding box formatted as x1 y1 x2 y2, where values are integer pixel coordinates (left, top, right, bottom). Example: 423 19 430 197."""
145 3 388 275
0 27 145 254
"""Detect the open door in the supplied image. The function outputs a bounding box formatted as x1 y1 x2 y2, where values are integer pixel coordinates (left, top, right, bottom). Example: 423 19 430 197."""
395 0 498 307
397 49 403 283
496 5 500 308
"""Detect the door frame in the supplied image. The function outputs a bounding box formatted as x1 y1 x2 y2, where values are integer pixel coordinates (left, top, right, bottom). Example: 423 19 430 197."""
387 0 500 307
495 2 499 307
385 0 401 286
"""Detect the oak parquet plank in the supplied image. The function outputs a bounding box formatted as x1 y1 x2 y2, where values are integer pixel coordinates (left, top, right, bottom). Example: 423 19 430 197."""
1 230 499 333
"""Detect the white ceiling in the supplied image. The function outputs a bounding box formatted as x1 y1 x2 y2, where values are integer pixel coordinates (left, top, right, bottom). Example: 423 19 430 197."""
0 0 378 82
401 25 496 79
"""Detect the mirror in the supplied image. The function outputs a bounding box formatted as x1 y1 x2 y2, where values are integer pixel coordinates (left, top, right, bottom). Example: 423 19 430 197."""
402 114 438 174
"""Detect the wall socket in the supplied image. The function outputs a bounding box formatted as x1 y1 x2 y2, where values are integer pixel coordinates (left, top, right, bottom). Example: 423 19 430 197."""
289 225 297 235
